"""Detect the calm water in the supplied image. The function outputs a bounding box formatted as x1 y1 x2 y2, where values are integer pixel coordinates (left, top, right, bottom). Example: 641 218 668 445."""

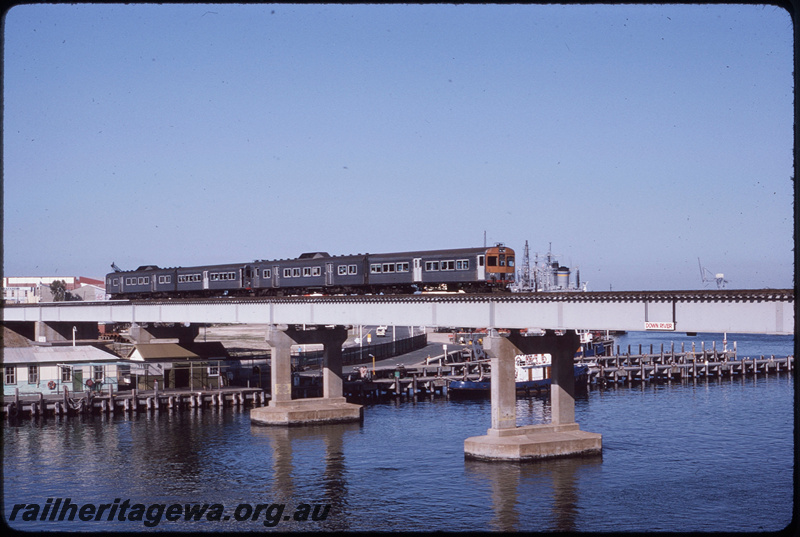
3 333 795 532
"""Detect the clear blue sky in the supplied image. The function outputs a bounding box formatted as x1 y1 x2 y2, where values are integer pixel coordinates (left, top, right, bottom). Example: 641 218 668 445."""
3 4 793 291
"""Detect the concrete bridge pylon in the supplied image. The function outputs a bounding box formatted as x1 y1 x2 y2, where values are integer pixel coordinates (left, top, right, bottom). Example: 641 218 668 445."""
464 329 602 461
250 324 363 426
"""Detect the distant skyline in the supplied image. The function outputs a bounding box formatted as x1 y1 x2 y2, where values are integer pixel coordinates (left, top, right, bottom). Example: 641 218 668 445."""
3 4 793 290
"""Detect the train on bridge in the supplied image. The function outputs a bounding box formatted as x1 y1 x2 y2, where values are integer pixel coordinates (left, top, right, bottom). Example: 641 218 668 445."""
105 245 515 299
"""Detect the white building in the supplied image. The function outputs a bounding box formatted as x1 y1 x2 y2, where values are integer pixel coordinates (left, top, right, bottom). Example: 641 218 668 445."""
2 276 106 303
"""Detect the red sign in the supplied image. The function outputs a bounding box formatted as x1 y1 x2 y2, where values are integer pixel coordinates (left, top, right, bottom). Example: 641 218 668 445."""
645 321 675 331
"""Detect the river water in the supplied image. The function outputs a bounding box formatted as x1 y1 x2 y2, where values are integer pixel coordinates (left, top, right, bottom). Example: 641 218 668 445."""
3 333 794 532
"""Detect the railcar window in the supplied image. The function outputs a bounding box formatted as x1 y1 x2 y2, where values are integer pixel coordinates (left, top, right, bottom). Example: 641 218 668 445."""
456 260 470 270
441 261 455 271
263 269 272 278
338 265 348 276
312 267 321 277
370 264 381 274
499 255 506 267
508 257 515 267
382 263 395 273
349 265 358 275
283 268 292 278
158 275 172 284
292 268 301 277
178 274 202 283
138 277 149 285
487 256 498 267
425 261 440 271
112 278 119 286
303 267 312 277
397 262 410 272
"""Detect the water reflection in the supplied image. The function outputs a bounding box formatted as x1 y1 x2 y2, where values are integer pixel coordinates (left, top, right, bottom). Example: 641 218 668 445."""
251 422 360 531
464 454 602 532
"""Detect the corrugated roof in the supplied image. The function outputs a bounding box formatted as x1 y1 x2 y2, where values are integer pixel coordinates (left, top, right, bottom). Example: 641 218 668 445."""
2 345 124 365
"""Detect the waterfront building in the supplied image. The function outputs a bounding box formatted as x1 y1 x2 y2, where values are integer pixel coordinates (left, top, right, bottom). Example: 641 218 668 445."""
2 344 133 396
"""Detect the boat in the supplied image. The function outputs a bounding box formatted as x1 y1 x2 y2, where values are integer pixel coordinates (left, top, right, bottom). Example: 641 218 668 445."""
447 353 589 396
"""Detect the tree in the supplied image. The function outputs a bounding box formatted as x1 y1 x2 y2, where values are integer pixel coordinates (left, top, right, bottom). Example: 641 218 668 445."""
49 280 67 302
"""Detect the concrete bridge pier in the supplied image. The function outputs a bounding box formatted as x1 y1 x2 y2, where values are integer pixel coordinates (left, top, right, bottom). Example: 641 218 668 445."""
251 324 363 426
464 329 602 461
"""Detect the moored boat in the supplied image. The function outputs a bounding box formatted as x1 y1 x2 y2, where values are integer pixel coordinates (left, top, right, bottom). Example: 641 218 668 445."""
448 353 589 396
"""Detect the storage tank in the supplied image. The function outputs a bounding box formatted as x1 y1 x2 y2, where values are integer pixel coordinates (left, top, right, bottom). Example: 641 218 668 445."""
555 266 570 289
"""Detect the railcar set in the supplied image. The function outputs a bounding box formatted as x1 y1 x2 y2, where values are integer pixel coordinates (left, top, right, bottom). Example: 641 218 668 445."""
106 245 515 299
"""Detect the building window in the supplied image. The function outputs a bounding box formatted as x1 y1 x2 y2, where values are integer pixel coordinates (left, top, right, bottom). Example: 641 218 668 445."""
5 366 16 385
93 366 104 382
208 364 219 377
28 365 38 384
61 366 72 383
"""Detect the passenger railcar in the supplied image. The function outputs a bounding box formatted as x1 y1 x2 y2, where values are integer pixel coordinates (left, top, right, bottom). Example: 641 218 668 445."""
106 245 515 299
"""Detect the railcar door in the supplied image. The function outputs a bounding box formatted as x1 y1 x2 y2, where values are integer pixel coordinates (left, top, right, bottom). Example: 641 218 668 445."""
477 255 486 281
325 263 334 286
272 265 280 288
242 266 253 289
413 258 422 283
202 271 209 290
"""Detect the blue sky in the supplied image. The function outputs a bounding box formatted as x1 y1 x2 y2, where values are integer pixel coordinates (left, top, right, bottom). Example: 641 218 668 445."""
3 4 794 291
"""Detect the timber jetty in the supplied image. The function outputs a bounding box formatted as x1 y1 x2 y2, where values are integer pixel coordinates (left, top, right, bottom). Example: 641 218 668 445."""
3 386 266 420
580 344 793 386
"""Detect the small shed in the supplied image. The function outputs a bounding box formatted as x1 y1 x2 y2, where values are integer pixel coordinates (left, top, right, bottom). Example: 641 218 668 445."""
127 343 230 390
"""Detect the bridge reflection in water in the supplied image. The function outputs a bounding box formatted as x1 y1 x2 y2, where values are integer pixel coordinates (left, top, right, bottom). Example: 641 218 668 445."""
465 455 602 532
250 422 359 531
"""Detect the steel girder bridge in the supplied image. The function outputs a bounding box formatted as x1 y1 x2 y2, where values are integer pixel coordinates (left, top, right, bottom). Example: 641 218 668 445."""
3 288 794 335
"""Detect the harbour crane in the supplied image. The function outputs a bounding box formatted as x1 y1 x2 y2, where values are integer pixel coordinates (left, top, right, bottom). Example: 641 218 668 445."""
698 258 729 289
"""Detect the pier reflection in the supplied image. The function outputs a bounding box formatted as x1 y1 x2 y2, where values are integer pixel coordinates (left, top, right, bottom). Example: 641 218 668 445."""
464 454 602 531
251 422 360 530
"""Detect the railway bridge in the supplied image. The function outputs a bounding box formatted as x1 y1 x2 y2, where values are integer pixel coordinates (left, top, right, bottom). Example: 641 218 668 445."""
3 289 794 461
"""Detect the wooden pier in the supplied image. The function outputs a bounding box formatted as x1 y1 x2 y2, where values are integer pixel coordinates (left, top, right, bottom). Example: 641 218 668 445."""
578 342 793 386
3 386 267 420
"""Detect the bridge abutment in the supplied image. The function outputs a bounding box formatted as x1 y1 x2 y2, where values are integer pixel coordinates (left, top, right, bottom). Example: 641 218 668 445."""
251 324 363 426
464 329 602 461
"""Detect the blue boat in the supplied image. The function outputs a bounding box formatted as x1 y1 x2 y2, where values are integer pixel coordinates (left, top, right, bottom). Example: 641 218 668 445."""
448 353 589 396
